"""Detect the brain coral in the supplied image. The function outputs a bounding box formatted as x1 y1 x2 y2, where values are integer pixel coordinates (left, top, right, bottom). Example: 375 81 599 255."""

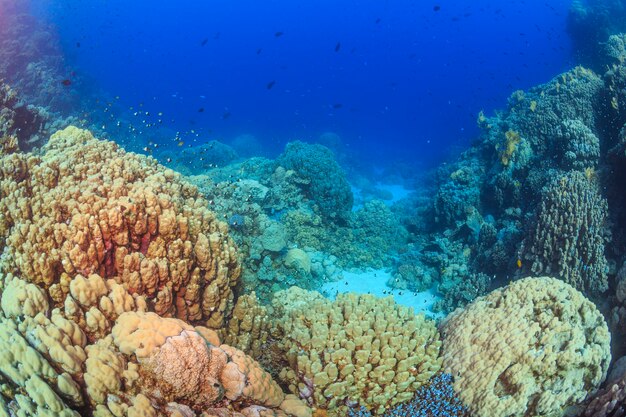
441 276 611 417
521 171 609 295
271 287 442 416
0 126 240 329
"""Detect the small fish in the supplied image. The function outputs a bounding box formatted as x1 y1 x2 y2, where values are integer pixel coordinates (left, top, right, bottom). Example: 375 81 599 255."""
198 107 205 113
332 103 343 109
61 79 72 86
256 48 262 54
517 259 522 268
433 5 441 11
375 18 381 24
222 111 231 119
266 80 276 90
274 31 283 37
178 141 185 146
335 42 341 52
201 38 208 46
76 42 81 48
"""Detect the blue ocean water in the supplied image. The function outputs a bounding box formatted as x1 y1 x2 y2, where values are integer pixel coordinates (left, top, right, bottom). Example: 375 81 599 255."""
35 0 572 170
4 0 626 416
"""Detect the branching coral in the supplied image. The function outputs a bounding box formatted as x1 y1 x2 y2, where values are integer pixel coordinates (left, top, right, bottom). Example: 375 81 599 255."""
270 287 442 416
441 276 611 417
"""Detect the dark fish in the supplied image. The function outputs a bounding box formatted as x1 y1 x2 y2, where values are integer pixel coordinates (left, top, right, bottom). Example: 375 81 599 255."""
61 79 72 86
198 107 205 112
335 42 341 52
375 18 381 23
332 103 343 109
222 111 231 119
275 31 283 37
201 38 208 46
433 5 441 11
266 80 276 89
76 42 81 48
256 48 262 54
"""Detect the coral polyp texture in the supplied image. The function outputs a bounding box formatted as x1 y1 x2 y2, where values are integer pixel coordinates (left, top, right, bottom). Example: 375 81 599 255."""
0 126 240 329
441 276 611 417
521 171 609 295
0 127 311 417
271 287 442 417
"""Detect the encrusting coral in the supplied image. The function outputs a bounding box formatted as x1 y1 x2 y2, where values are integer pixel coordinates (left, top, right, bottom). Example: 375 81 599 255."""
441 276 611 417
270 287 442 417
0 126 311 417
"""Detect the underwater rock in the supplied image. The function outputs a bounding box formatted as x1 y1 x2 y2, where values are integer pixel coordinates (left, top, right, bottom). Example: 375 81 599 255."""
0 126 310 417
0 82 48 153
441 276 611 417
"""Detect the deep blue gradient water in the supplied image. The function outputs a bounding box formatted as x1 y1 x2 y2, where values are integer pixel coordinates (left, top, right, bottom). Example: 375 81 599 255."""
36 0 572 170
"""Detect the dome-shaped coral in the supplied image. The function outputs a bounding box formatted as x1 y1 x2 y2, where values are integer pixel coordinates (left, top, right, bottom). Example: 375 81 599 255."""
271 287 442 416
441 276 611 417
0 127 310 417
0 126 240 329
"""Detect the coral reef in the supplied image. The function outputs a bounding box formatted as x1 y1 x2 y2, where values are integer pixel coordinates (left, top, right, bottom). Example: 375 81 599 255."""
0 126 241 328
0 126 310 417
0 81 48 153
577 373 626 416
346 373 469 417
521 171 609 295
270 287 442 416
441 277 611 417
277 141 353 224
0 0 76 110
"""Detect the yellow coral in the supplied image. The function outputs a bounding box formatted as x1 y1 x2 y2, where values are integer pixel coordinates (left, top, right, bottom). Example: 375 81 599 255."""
272 288 441 416
0 127 309 417
0 126 240 329
500 129 521 166
441 276 610 417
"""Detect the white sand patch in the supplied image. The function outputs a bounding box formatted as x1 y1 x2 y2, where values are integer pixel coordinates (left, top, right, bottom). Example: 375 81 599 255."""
378 183 411 205
320 268 444 320
351 183 413 211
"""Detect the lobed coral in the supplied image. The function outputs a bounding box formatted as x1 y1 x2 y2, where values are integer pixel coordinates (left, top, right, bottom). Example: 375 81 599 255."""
0 126 241 329
521 171 609 295
0 81 48 153
441 276 611 417
0 126 311 417
271 287 442 416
